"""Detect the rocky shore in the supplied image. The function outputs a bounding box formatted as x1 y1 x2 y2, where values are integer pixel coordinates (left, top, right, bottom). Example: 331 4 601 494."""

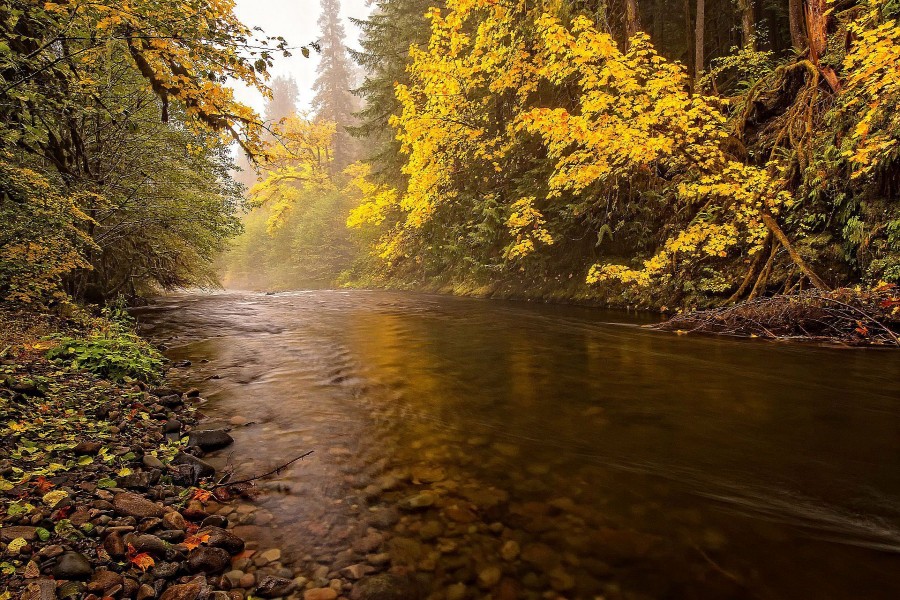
0 343 317 600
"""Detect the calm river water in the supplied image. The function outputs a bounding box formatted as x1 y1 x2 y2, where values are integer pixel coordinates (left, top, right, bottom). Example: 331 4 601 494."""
135 290 900 599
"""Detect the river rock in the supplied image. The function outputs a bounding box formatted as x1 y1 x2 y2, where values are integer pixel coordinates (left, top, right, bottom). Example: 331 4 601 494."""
352 532 383 554
478 566 502 588
114 492 165 518
23 579 56 600
172 453 216 482
87 569 122 593
500 540 520 561
399 491 436 511
187 429 234 452
73 440 103 455
304 589 338 600
143 455 166 470
341 563 375 580
0 525 37 542
200 526 245 554
137 584 156 600
187 546 231 574
163 419 182 434
350 574 422 600
125 533 169 555
255 575 296 598
159 580 202 600
201 515 229 529
163 511 188 531
52 551 93 580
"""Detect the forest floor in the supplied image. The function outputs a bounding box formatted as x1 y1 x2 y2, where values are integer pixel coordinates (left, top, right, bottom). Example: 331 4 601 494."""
0 307 311 600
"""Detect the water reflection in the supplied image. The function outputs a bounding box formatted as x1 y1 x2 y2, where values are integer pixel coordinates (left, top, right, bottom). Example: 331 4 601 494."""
136 290 900 599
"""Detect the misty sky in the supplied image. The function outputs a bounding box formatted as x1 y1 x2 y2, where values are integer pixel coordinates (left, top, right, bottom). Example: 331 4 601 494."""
232 0 372 114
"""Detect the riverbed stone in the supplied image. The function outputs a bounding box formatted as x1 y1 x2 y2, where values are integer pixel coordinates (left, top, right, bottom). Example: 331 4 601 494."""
500 540 520 561
255 575 296 598
187 546 231 573
350 574 421 600
303 588 338 600
200 526 245 554
52 551 92 580
114 492 165 518
399 491 436 511
188 429 234 452
0 525 37 542
159 580 202 600
477 566 502 588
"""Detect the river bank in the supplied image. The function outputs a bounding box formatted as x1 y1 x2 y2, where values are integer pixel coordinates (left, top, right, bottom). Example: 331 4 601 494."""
0 307 334 600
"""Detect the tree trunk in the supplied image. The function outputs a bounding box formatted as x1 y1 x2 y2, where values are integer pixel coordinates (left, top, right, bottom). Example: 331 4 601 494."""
789 0 807 51
682 0 694 79
805 0 828 63
625 0 642 39
760 211 830 290
695 0 705 75
738 0 756 50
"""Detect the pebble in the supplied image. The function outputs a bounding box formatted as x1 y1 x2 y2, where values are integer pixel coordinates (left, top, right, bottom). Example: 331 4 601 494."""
478 566 502 588
52 551 93 580
303 589 338 600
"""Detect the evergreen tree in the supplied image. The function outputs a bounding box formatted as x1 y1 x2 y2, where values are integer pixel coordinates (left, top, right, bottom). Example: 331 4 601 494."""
349 0 434 185
313 0 357 170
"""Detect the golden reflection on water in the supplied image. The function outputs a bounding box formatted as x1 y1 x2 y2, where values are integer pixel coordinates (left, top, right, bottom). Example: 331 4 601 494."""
138 291 900 600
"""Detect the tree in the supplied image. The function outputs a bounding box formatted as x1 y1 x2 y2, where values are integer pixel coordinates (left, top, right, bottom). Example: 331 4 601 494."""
313 0 358 170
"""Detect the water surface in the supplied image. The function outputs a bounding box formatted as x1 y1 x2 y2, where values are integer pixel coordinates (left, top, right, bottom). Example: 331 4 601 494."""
135 290 900 599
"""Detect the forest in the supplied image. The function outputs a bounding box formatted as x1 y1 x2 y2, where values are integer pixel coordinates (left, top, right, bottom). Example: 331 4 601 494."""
0 0 897 316
2 3 900 599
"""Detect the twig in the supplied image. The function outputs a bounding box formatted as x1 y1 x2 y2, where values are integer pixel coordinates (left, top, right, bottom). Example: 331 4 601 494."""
210 450 314 489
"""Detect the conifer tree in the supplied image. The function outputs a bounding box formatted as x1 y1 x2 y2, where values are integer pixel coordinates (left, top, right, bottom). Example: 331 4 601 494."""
313 0 357 170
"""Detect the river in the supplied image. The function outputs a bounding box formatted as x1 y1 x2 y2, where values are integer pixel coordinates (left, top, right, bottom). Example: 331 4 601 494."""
134 290 900 599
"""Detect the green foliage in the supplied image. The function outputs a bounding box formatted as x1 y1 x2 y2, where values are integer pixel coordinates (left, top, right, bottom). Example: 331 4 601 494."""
47 322 163 383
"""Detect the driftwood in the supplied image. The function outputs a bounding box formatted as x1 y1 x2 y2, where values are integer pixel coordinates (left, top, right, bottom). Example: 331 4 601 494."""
211 450 314 490
655 286 900 346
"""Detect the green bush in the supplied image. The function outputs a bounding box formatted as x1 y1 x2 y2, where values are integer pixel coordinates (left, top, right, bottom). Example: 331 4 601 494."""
47 323 163 383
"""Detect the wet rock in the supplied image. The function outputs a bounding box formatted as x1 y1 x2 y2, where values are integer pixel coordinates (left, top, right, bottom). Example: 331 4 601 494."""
52 551 93 580
257 547 281 563
239 572 256 588
187 429 234 452
303 589 338 600
87 569 122 593
0 525 37 542
224 570 244 586
548 567 575 591
187 546 231 574
23 579 56 600
159 580 202 600
137 583 157 600
418 520 443 541
163 511 188 531
228 416 250 427
171 453 216 484
352 532 383 554
386 537 424 566
163 420 182 434
152 561 180 578
143 455 166 470
500 540 520 561
478 566 502 588
350 574 422 600
125 533 169 556
119 470 158 490
410 466 446 483
443 505 477 524
445 583 467 600
201 515 229 529
114 492 165 518
73 440 103 455
368 508 399 529
201 526 245 554
399 491 436 511
520 542 559 570
340 564 375 580
255 575 296 598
